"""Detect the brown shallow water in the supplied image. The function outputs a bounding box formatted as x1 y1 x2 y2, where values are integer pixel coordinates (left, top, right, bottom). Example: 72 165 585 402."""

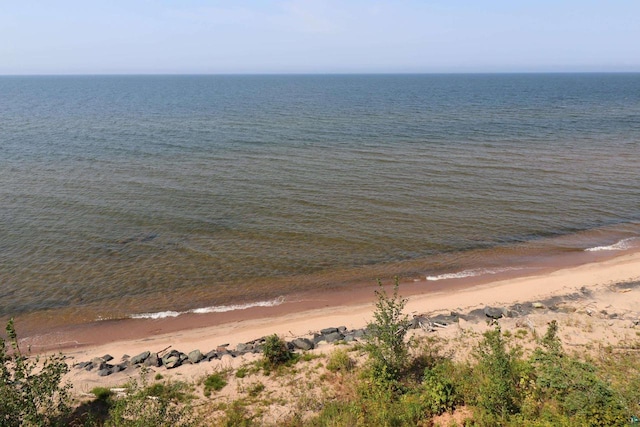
16 242 640 353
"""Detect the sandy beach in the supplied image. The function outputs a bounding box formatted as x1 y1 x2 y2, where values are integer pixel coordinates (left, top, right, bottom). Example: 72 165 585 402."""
41 247 640 393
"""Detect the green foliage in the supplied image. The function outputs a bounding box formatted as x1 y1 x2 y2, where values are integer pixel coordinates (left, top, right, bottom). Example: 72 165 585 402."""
529 321 626 426
0 318 72 426
262 334 292 367
421 360 458 415
326 349 354 373
365 277 411 380
220 400 255 427
91 386 113 401
473 325 521 421
203 372 227 397
235 367 248 378
104 377 195 427
247 382 265 397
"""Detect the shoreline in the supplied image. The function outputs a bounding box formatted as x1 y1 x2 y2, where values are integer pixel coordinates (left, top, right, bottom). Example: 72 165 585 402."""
16 248 635 361
19 246 640 356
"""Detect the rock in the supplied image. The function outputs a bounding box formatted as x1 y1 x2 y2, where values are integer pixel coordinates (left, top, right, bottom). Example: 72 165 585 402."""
320 327 338 335
337 326 348 334
163 356 181 369
188 349 203 363
216 346 230 353
84 362 94 371
102 354 114 362
204 350 218 361
291 338 314 351
98 362 113 371
236 343 252 353
343 334 355 342
98 368 112 377
161 350 182 369
116 362 129 372
145 353 161 367
131 351 150 365
484 306 504 319
74 361 90 369
352 329 365 338
531 302 545 309
323 332 343 343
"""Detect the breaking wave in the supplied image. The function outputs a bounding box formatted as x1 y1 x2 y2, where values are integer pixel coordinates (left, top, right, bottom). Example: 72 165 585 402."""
130 296 285 319
426 267 523 281
585 238 637 252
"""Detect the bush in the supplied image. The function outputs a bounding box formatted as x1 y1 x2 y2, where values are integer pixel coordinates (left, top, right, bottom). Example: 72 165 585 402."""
203 372 227 397
365 277 411 380
473 325 521 421
326 349 354 373
105 377 195 426
530 321 626 425
262 334 292 367
0 318 72 426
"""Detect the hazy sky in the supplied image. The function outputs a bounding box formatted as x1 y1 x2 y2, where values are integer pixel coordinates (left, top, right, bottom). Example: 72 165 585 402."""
2 0 639 74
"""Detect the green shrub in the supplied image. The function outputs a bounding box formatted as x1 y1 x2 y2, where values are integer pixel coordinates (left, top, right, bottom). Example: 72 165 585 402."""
473 325 521 421
262 334 292 367
91 386 114 401
326 349 354 373
105 377 195 426
235 367 248 378
203 372 227 397
365 277 411 380
422 360 458 415
530 321 626 425
0 318 72 426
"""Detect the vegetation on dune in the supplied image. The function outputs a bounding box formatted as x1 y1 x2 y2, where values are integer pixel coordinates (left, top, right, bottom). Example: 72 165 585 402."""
2 282 640 426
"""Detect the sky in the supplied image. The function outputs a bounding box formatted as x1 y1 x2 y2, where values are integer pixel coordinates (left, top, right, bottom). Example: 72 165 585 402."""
1 0 639 75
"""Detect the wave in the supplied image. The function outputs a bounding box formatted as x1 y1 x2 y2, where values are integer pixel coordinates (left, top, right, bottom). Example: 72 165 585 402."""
426 267 523 281
585 237 637 252
130 296 285 320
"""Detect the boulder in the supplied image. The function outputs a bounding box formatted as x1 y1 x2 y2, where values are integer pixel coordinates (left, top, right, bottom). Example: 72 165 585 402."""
320 327 338 335
97 368 112 377
291 338 314 351
188 349 203 364
322 332 343 343
483 306 504 319
102 354 114 362
204 350 218 361
161 350 182 369
236 343 252 353
131 351 150 365
144 353 161 367
337 326 348 334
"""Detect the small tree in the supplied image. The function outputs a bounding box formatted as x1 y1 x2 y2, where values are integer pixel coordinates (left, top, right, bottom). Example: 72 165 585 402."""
0 318 72 426
262 334 292 367
473 325 520 421
365 277 411 380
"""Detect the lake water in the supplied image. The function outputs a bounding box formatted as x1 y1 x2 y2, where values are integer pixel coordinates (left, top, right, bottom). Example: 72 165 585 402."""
1 74 639 326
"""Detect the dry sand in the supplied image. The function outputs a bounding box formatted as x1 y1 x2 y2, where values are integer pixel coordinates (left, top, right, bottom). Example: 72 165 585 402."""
57 249 640 393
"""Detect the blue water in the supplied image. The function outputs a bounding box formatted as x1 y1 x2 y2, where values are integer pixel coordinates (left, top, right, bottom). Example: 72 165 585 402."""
1 74 639 325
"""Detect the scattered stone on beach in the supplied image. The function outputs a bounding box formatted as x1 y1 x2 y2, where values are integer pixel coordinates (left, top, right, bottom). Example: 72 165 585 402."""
322 331 343 343
98 368 112 377
161 350 182 369
483 306 505 319
102 354 113 362
131 351 150 365
144 353 161 367
188 349 203 364
320 327 338 335
291 338 314 351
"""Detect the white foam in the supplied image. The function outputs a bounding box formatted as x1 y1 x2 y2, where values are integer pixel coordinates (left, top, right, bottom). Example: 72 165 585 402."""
130 310 181 319
426 267 522 281
190 296 285 314
585 237 637 252
130 296 285 320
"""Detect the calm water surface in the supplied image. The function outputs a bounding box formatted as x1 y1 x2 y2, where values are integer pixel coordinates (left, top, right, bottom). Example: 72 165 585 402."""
1 74 639 324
